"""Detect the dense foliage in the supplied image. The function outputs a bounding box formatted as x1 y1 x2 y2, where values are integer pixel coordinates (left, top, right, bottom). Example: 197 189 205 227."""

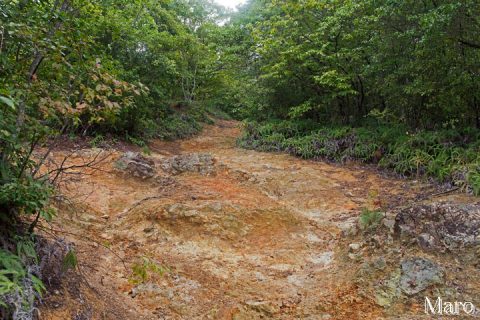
0 0 226 317
1 0 228 140
1 0 480 316
222 0 480 128
0 93 52 318
218 0 480 192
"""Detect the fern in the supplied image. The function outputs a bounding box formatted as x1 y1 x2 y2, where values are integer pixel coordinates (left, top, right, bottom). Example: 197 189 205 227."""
240 120 480 194
62 249 78 271
129 257 169 285
0 250 25 298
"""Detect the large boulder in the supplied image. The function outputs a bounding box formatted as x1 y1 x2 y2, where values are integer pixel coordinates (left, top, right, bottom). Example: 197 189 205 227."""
374 257 444 307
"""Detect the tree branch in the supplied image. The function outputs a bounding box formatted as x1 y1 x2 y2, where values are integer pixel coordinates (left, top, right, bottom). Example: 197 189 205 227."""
458 39 480 49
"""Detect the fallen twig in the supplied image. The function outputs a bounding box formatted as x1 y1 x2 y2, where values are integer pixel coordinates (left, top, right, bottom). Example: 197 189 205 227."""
429 187 460 198
116 195 164 219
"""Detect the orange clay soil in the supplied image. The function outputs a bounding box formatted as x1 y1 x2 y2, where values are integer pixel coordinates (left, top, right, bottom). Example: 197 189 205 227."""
37 120 473 320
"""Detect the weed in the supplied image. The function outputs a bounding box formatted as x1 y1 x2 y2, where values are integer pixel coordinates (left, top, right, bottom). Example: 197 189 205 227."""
129 257 169 285
142 146 152 156
359 209 385 231
89 134 105 148
62 249 78 272
126 134 146 147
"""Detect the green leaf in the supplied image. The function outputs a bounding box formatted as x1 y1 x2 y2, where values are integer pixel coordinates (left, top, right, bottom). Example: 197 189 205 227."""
30 275 46 295
62 249 78 271
0 96 15 109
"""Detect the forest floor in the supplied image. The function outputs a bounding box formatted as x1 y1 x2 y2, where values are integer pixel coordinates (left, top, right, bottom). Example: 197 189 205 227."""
38 120 478 319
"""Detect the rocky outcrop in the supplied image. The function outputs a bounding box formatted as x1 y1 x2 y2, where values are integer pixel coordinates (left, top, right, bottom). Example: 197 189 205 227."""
373 257 444 307
160 153 216 176
399 257 443 295
394 202 480 250
116 152 156 179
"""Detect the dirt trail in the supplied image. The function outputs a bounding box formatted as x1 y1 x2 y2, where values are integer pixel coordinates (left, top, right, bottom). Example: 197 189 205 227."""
40 120 471 319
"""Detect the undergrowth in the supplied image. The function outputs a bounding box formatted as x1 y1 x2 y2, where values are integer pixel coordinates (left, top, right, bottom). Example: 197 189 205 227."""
238 120 480 195
359 209 385 231
0 95 77 319
105 104 227 144
129 257 169 285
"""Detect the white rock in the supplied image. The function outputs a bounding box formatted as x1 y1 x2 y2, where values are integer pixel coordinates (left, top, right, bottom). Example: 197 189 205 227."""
308 251 334 267
348 243 361 252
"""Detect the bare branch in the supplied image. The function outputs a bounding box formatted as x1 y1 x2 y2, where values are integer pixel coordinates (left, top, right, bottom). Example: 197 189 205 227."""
36 224 128 270
37 150 112 186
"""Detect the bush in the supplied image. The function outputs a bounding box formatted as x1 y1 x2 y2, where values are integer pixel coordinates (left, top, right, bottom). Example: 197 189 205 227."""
0 247 45 319
155 113 203 140
0 95 53 318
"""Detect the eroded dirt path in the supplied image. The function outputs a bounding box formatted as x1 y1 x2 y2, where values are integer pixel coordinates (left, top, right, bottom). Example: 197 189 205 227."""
40 120 470 319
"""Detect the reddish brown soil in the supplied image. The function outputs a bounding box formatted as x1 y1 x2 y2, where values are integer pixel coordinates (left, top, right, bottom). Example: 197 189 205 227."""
38 120 473 320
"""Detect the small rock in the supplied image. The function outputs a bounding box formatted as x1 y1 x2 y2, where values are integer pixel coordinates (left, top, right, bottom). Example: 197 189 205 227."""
371 235 384 247
306 232 322 243
348 243 361 252
255 272 267 282
287 274 307 287
245 300 277 316
269 264 294 272
373 257 387 270
101 214 109 220
143 226 154 233
155 175 177 187
383 216 396 233
339 217 358 237
209 202 223 212
399 257 443 295
100 233 112 240
348 253 361 261
417 233 435 251
309 251 334 267
183 210 199 217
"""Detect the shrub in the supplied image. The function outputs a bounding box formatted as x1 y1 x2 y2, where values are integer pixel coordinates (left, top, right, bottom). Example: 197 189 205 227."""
0 248 45 319
155 113 203 140
0 95 54 317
